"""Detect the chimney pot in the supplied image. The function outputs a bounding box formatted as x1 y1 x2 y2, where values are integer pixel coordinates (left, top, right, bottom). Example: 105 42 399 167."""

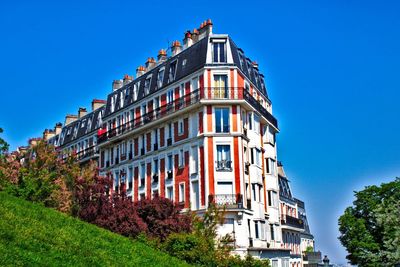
65 114 78 126
78 107 87 118
171 40 182 56
112 79 123 91
92 99 106 111
54 122 63 135
123 74 133 85
157 49 167 62
136 65 146 78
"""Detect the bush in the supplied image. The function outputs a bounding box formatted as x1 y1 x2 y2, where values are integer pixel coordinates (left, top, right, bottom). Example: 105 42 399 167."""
134 196 192 241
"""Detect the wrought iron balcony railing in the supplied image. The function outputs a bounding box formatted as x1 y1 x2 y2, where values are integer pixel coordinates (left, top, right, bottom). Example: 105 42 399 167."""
208 194 243 209
281 215 304 229
215 160 232 171
75 145 98 161
97 87 277 145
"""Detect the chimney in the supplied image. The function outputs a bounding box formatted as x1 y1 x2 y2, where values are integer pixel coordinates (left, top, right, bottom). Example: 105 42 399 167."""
192 28 199 43
198 19 213 40
28 137 41 147
65 114 78 126
123 74 133 86
91 99 106 111
171 40 182 56
112 79 123 91
78 107 87 118
252 61 259 69
54 122 62 135
136 66 146 78
43 129 55 141
145 57 156 70
183 31 193 49
157 49 167 63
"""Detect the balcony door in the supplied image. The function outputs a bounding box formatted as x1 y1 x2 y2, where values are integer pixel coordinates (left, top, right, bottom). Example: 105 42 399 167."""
191 181 200 210
213 75 228 99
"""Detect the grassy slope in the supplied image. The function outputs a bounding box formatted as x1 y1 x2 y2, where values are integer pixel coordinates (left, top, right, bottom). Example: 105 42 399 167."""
0 192 189 267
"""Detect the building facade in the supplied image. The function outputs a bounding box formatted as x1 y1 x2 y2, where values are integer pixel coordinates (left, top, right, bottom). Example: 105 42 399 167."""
40 20 314 266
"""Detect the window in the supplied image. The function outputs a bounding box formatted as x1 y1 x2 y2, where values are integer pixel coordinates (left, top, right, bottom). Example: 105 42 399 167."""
168 61 177 83
191 77 199 90
141 104 147 116
157 69 164 88
260 221 265 240
178 120 184 134
213 75 228 98
268 190 278 207
267 126 275 145
179 183 185 202
179 149 184 168
168 123 173 139
153 158 158 175
266 158 276 175
252 184 256 201
190 146 198 174
254 221 259 239
140 163 146 187
254 148 261 167
166 186 173 200
215 108 229 133
167 154 173 171
216 145 231 171
167 89 174 104
270 224 275 240
248 113 252 130
154 96 160 111
271 260 278 267
144 77 151 95
128 167 133 190
133 82 140 101
253 114 260 133
213 41 226 63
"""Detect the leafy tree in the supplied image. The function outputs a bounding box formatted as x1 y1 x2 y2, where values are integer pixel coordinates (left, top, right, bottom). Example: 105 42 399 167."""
163 203 270 267
0 141 80 213
0 128 9 156
338 178 400 266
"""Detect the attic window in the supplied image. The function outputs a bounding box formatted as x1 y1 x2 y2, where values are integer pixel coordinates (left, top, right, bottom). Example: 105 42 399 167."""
168 61 177 83
182 59 187 67
81 120 86 128
67 128 72 136
157 68 165 89
144 76 152 95
212 39 226 63
133 82 140 101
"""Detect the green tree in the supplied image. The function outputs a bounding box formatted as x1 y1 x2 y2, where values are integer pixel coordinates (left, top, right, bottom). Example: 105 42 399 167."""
338 178 400 266
0 128 9 156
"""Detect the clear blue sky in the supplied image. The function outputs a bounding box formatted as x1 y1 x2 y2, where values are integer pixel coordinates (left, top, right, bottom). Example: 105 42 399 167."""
1 0 399 264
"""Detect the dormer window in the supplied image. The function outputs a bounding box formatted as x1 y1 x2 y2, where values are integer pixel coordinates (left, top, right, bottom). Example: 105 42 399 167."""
212 40 226 63
168 61 177 83
133 82 140 101
144 77 151 95
157 68 165 89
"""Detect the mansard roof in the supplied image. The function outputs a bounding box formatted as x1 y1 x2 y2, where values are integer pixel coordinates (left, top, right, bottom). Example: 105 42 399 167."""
229 38 269 99
48 106 105 147
104 35 270 118
104 37 209 118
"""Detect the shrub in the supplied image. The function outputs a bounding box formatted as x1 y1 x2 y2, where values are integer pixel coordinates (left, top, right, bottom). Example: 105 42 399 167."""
134 196 192 241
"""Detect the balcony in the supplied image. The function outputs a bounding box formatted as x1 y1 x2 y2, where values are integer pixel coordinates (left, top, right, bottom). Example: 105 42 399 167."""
97 88 277 145
281 215 304 229
75 145 98 161
208 194 243 209
166 170 173 179
152 174 159 184
215 160 232 171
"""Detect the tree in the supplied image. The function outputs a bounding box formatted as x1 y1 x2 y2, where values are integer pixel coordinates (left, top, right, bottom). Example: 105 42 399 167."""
338 178 400 266
0 128 9 156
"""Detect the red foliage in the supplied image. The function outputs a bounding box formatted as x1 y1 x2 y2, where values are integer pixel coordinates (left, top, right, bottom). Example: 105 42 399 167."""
75 172 191 240
75 173 147 238
135 196 192 241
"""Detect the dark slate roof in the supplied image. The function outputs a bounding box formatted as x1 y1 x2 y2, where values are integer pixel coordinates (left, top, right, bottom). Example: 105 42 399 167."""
104 37 209 118
229 38 269 99
48 106 105 148
279 176 293 200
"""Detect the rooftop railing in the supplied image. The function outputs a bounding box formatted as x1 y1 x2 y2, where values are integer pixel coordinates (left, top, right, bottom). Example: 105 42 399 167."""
98 87 278 144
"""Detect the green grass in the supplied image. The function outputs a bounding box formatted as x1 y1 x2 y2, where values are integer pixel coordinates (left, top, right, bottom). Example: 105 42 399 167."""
0 192 190 267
